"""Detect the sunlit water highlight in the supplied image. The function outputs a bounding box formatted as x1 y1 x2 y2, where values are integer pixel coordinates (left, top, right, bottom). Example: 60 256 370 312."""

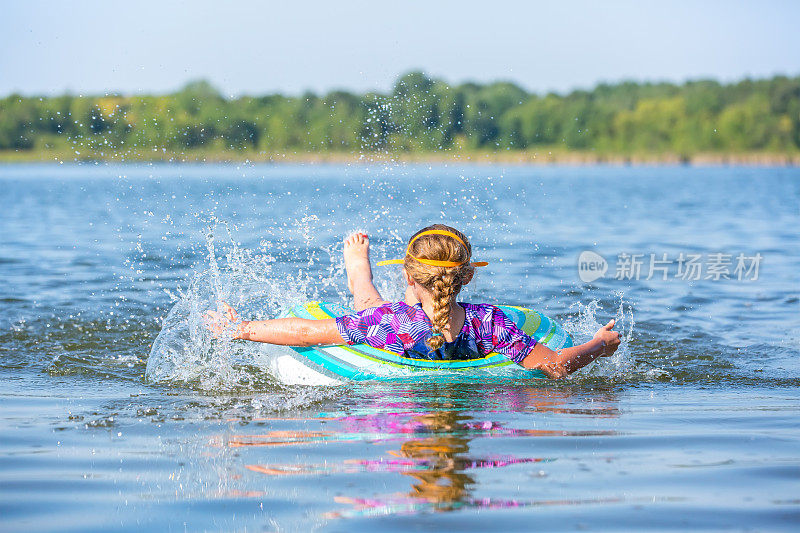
1 163 798 531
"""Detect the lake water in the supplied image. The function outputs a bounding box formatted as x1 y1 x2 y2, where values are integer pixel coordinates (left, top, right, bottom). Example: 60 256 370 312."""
1 163 798 532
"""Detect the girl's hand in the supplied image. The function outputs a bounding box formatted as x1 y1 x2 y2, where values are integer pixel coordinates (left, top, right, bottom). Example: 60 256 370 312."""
593 319 621 356
204 302 241 339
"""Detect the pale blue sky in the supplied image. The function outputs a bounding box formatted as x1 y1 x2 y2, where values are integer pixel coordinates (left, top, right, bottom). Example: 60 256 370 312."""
2 0 799 96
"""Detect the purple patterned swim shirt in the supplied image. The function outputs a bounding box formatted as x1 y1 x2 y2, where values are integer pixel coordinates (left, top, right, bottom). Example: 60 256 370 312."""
335 301 535 363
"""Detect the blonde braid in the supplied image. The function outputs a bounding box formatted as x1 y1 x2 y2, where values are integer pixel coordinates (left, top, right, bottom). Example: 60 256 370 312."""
428 272 456 350
402 224 474 352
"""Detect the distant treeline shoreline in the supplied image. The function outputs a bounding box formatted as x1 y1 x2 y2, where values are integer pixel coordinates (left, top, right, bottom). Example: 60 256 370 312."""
1 72 798 164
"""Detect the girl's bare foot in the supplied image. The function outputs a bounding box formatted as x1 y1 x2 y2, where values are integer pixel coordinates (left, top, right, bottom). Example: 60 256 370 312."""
343 233 386 310
343 233 372 292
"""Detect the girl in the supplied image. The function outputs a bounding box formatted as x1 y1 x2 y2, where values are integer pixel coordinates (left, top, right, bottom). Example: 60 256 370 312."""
205 225 620 379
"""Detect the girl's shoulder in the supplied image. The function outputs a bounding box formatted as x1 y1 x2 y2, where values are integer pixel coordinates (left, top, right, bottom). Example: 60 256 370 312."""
459 302 504 316
359 300 426 321
381 300 421 313
459 302 518 328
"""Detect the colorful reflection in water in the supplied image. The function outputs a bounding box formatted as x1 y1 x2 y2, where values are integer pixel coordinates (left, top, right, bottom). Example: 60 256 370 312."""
211 385 620 519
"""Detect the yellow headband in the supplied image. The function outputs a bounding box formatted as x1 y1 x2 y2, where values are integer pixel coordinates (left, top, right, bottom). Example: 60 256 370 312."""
376 229 489 268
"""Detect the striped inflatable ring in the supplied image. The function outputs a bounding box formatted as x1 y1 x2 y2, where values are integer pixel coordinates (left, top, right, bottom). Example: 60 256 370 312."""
268 302 573 385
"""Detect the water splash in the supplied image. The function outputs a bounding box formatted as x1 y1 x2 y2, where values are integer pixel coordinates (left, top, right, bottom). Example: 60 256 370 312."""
145 220 319 390
146 217 644 389
563 292 639 379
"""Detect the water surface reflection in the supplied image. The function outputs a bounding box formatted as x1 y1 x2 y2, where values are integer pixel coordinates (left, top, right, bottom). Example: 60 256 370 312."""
214 385 620 520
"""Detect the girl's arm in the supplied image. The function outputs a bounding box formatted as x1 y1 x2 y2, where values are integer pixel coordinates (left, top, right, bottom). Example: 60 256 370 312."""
205 303 344 346
520 319 620 379
237 317 343 346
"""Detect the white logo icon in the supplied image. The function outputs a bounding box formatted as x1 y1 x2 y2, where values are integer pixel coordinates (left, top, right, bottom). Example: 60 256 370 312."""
578 251 608 282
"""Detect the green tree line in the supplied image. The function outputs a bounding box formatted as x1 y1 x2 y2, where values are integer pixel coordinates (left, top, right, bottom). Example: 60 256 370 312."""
1 72 798 158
